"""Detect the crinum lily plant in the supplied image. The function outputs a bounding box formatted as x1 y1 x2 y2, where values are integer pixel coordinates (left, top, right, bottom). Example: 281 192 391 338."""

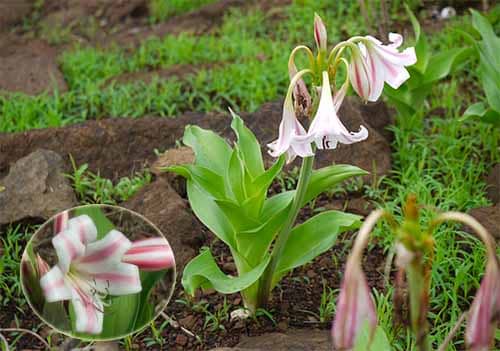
332 196 500 351
168 14 416 313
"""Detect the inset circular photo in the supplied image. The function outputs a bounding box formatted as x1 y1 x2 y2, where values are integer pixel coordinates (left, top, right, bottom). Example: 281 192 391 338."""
20 205 176 341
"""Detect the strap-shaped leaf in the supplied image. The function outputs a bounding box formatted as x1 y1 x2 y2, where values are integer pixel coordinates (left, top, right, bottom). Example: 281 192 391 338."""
168 164 226 199
230 109 265 179
273 211 361 285
405 5 429 73
183 125 232 176
182 249 270 295
187 181 236 248
354 323 392 351
423 48 472 84
227 149 247 203
303 165 368 207
214 198 261 232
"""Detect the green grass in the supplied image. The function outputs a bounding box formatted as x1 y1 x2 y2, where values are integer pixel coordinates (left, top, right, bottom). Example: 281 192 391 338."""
148 0 218 23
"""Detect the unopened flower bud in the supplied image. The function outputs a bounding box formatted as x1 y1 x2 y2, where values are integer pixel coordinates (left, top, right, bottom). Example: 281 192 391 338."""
332 258 377 350
466 256 500 351
314 13 327 52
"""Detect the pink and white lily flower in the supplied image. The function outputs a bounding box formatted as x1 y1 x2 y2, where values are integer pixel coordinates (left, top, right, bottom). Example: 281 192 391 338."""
40 215 142 335
465 255 500 351
123 237 175 271
307 71 368 150
267 89 314 163
349 33 416 102
332 256 377 350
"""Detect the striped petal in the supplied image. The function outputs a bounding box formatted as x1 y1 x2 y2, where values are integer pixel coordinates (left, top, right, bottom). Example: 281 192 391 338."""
71 287 104 335
466 258 500 351
67 215 98 245
91 262 142 296
53 210 69 234
40 266 72 303
52 228 86 273
75 229 132 272
349 47 372 101
123 238 175 271
332 261 377 350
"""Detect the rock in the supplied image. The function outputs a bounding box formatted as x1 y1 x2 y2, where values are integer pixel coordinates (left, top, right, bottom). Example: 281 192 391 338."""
0 39 67 95
152 146 195 196
468 205 500 241
0 0 33 31
357 100 394 142
175 334 188 346
0 149 76 225
0 98 392 185
210 330 330 350
92 342 119 351
121 177 205 269
485 163 499 204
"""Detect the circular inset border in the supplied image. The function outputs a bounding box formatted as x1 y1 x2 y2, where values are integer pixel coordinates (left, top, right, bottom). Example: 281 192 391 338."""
20 204 176 341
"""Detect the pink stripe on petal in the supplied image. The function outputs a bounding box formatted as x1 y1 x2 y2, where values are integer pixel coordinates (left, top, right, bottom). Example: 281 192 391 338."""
92 272 140 284
79 236 127 264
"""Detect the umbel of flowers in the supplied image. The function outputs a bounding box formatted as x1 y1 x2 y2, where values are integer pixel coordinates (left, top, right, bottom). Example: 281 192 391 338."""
332 195 500 351
168 14 415 313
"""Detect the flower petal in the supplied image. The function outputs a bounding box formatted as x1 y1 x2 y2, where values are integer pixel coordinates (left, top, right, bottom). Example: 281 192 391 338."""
308 71 368 150
53 210 69 234
52 228 86 273
40 266 72 303
71 287 104 335
67 215 98 245
349 48 372 101
76 229 132 272
91 262 142 296
332 262 377 350
123 238 175 271
466 258 500 350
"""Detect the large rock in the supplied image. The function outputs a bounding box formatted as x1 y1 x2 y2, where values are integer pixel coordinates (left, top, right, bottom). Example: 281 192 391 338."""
210 330 330 351
0 39 67 95
468 205 500 241
0 98 392 182
121 178 205 269
0 0 33 31
0 149 76 224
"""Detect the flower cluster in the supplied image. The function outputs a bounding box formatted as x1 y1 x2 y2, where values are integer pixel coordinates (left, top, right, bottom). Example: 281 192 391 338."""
269 14 416 163
38 213 175 334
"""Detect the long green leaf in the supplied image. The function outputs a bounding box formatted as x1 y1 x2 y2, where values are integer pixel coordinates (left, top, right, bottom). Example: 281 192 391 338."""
187 181 236 248
273 211 361 285
183 125 232 176
168 164 226 199
182 249 270 295
303 165 368 206
230 110 265 179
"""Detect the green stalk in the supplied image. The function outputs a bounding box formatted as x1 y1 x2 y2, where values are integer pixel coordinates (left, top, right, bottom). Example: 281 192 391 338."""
257 155 315 307
407 262 432 351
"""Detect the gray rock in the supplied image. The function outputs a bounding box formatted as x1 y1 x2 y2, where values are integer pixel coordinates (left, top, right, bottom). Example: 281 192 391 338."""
0 149 76 224
210 330 330 351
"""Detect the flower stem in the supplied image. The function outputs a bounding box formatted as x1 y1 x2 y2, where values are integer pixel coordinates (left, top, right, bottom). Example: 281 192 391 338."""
257 155 315 307
407 260 432 351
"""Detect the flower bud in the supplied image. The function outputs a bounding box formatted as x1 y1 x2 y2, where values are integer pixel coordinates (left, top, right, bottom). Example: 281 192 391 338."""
466 256 500 351
36 254 50 277
332 259 377 350
314 13 327 52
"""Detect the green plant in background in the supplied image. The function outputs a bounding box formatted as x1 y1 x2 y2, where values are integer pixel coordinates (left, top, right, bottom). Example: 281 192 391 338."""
383 6 472 118
331 195 499 351
462 10 500 127
148 0 217 23
168 13 416 313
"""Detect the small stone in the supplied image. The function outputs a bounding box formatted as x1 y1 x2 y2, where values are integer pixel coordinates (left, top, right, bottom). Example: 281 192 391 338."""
93 342 119 351
203 288 217 296
233 297 241 305
222 262 236 273
179 315 197 329
175 334 188 346
278 321 288 330
230 308 251 321
306 269 317 278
